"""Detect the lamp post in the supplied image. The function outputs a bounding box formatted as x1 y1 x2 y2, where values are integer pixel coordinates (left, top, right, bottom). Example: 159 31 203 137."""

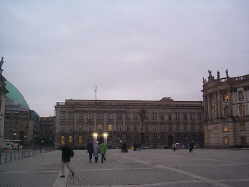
103 132 108 144
92 132 98 142
13 132 17 140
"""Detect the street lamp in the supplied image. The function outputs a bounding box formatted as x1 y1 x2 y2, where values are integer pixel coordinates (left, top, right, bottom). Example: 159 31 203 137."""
92 132 98 142
13 132 17 140
103 132 108 144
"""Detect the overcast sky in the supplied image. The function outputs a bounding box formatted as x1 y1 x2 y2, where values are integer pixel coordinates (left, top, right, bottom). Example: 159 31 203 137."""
1 0 249 116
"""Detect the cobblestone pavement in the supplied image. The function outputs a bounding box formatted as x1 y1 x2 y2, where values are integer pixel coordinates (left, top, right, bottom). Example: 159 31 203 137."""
1 149 249 187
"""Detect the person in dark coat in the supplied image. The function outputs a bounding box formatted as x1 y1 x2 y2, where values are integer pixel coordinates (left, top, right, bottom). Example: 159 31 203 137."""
60 143 74 178
189 142 194 152
121 141 128 153
133 143 137 151
87 139 94 163
173 143 176 152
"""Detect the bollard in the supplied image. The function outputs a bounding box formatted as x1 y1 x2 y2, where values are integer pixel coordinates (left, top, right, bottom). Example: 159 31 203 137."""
10 151 13 162
4 152 7 163
14 150 16 160
21 150 24 159
17 150 21 160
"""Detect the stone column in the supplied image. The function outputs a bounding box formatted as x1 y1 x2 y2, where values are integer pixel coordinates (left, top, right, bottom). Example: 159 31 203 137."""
113 113 117 132
94 112 96 132
104 112 107 131
215 92 218 119
55 105 61 147
0 94 5 139
73 111 78 147
208 94 212 121
122 113 126 132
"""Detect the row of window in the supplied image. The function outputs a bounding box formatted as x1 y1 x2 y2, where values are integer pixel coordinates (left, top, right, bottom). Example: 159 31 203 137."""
59 123 201 132
206 89 248 103
223 136 248 145
208 103 248 121
60 111 202 121
60 136 83 145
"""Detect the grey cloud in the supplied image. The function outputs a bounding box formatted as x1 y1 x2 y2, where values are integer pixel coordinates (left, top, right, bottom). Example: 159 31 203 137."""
1 0 249 116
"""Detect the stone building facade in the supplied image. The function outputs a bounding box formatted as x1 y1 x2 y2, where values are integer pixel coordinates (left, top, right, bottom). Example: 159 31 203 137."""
55 98 203 148
0 57 8 145
203 71 249 147
39 116 55 145
3 80 40 145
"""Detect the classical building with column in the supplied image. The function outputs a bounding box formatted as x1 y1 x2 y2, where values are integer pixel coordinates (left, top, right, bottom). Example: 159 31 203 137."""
55 98 203 148
203 70 249 147
0 57 8 145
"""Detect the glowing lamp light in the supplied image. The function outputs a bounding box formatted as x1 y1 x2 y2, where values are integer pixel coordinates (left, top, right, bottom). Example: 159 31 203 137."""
92 132 98 138
103 132 108 138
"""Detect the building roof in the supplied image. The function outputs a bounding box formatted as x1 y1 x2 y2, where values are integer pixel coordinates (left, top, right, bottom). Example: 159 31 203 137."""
5 80 30 110
55 98 202 111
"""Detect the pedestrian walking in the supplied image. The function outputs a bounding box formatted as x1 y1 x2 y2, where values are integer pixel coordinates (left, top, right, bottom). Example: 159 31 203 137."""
40 139 44 153
173 143 176 152
93 141 99 163
86 139 94 163
60 143 74 178
121 141 128 153
99 141 107 163
133 143 137 151
189 142 194 152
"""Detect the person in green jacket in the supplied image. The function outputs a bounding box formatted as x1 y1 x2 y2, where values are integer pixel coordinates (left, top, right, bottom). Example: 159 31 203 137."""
99 141 108 163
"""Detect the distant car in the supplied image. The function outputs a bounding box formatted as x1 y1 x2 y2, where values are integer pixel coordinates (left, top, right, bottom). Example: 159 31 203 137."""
3 142 20 150
2 143 12 150
175 143 186 149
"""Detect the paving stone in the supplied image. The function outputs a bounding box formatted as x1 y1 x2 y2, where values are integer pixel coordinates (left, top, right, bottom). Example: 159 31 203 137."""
0 149 249 187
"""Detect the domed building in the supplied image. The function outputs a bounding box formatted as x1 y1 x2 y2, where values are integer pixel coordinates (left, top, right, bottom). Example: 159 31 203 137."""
5 81 30 111
4 80 40 144
0 57 8 144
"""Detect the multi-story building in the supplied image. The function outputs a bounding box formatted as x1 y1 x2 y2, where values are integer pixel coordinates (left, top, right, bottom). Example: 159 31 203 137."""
39 116 55 145
203 70 249 147
55 98 203 148
4 80 40 145
0 57 41 147
0 57 8 145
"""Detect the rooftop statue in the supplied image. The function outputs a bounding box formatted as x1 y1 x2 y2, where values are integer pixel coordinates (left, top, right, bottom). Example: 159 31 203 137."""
217 71 220 80
208 70 213 80
0 56 4 70
225 69 229 78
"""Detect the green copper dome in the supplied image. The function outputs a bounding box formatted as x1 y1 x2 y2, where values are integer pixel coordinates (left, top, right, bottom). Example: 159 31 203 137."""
5 80 30 110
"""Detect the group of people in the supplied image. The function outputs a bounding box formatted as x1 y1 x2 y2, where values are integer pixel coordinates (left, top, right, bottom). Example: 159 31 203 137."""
60 140 195 178
87 139 108 163
60 139 108 178
172 142 195 152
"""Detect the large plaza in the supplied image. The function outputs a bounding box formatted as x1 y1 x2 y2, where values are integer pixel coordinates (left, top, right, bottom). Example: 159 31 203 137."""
0 148 249 187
